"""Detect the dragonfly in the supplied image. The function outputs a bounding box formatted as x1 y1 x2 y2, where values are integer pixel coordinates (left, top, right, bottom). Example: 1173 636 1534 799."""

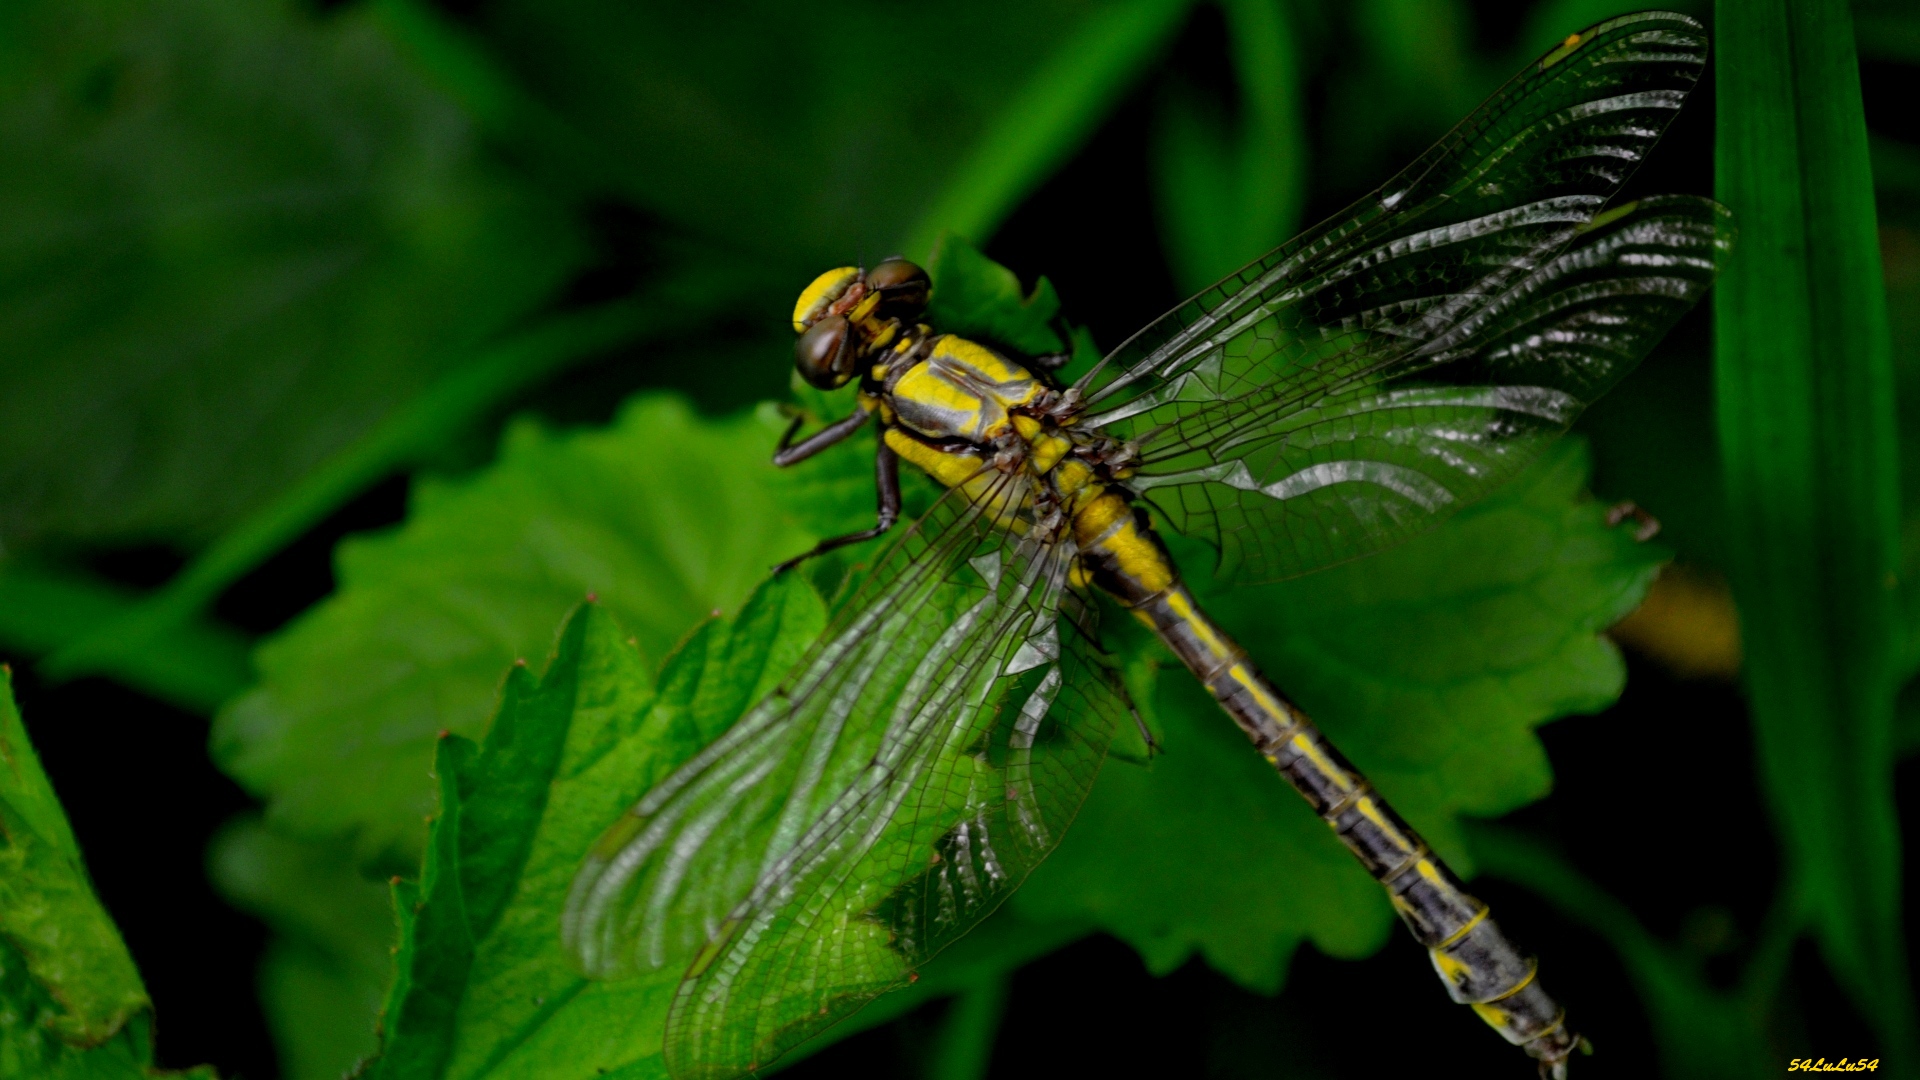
565 11 1728 1079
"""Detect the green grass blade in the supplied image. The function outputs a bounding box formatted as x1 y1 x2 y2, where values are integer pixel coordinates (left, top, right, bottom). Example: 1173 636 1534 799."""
901 0 1194 260
1714 0 1917 1061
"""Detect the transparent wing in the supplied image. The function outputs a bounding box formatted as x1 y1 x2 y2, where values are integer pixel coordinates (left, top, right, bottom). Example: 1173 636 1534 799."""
564 466 1126 1079
1072 12 1715 580
1113 195 1730 582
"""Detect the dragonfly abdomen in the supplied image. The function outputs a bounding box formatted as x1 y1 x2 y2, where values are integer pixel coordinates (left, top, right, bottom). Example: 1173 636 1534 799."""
1128 579 1584 1077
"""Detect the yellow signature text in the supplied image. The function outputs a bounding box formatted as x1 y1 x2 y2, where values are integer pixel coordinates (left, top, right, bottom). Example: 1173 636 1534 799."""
1789 1059 1880 1072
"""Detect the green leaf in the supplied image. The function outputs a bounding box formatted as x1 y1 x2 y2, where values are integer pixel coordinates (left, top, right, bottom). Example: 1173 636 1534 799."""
0 0 582 554
362 582 1079 1078
1714 0 1919 1061
213 394 865 867
1013 438 1663 991
926 233 1069 358
363 581 820 1079
0 669 213 1079
1 669 147 1047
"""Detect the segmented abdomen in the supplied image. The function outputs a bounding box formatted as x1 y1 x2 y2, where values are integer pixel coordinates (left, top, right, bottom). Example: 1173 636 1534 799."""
1128 575 1582 1074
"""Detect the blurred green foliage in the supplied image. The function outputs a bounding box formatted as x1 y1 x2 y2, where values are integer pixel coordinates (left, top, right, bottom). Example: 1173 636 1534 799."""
0 0 583 554
208 820 392 1080
1 0 1917 1078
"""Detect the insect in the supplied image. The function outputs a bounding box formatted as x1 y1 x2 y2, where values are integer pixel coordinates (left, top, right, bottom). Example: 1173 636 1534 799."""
565 11 1727 1079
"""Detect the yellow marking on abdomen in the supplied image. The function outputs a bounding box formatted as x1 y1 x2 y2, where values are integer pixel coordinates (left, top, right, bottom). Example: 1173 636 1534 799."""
1351 795 1418 856
1029 432 1071 475
1434 905 1489 950
1432 945 1472 984
1051 457 1095 500
1072 489 1174 595
1228 664 1290 717
1290 732 1358 797
1164 589 1232 663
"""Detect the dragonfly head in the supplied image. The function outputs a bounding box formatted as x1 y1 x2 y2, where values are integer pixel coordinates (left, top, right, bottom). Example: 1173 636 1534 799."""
791 259 931 389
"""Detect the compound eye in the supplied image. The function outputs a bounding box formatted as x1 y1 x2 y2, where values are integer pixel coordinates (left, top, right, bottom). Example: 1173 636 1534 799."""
864 258 930 322
795 315 856 389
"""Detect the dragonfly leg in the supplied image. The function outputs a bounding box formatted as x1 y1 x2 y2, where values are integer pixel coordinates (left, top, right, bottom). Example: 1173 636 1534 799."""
1604 500 1661 542
773 439 901 574
773 408 869 466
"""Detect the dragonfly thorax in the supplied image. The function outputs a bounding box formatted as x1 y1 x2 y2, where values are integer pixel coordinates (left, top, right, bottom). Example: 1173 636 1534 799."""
886 336 1045 443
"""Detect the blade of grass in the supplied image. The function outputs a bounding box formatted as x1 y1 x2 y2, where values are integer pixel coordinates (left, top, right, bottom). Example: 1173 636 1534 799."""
1714 0 1917 1063
38 297 682 692
900 0 1194 260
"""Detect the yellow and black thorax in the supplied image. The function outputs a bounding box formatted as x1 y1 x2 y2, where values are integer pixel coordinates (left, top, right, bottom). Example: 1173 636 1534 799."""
874 330 1174 607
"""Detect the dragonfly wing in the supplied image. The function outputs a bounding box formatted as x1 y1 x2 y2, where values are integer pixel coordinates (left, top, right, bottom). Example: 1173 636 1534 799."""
1076 11 1718 583
1114 195 1730 582
1078 11 1706 414
565 468 1124 1079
